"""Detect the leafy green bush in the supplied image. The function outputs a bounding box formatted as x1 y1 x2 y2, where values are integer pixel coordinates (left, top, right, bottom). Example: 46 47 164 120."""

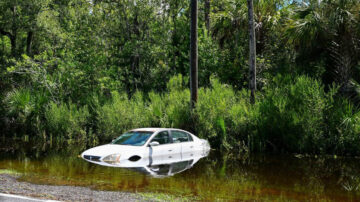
4 88 34 122
324 97 360 155
197 77 239 150
195 77 260 152
255 75 360 155
3 74 360 155
157 74 191 129
3 88 48 137
95 74 360 155
97 75 191 142
226 90 260 152
97 91 150 141
257 76 328 153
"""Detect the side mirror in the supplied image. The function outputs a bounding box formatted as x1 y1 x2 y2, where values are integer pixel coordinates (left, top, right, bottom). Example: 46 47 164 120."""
149 141 160 147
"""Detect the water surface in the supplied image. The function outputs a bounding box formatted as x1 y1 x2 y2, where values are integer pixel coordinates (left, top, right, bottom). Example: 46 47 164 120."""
1 139 360 201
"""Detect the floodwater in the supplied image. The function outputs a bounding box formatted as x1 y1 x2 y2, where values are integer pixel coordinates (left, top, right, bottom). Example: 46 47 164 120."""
1 139 360 201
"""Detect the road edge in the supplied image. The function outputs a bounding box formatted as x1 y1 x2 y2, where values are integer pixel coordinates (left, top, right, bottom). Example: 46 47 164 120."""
0 193 59 202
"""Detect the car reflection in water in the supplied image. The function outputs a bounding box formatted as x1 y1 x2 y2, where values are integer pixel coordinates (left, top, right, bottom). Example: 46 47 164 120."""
81 128 210 177
128 150 208 177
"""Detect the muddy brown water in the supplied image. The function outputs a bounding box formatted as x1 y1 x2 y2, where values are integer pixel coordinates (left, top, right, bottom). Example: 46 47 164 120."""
1 139 360 201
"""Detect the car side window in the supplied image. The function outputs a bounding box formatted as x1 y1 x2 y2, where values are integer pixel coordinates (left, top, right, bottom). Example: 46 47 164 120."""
151 131 170 145
171 131 191 143
187 133 193 141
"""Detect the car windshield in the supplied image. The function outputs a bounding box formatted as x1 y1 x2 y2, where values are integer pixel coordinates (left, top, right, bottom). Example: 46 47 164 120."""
112 131 153 146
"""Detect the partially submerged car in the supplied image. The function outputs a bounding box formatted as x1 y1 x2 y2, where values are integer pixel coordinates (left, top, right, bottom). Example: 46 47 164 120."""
81 128 210 168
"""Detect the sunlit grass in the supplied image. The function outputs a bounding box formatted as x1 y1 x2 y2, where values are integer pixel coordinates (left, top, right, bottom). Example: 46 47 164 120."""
0 169 21 176
139 192 195 202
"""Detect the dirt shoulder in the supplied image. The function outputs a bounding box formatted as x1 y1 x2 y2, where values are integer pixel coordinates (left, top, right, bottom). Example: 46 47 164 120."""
0 174 148 202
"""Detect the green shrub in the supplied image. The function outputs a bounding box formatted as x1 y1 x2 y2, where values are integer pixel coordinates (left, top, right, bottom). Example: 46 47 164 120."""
95 74 360 155
226 89 260 152
324 97 360 155
195 77 260 152
45 102 89 144
4 88 34 122
97 91 150 141
3 74 360 155
149 89 191 129
159 74 191 129
257 76 327 153
3 88 48 137
97 75 191 142
196 77 238 150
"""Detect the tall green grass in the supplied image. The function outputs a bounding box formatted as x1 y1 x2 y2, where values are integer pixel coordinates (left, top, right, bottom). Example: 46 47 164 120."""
2 74 360 155
196 77 258 151
97 74 192 142
257 76 327 153
45 102 90 144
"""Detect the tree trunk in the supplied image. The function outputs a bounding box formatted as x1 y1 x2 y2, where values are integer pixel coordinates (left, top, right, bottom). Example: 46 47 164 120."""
11 5 17 58
190 0 198 108
247 0 256 104
10 34 16 57
26 31 33 56
204 0 210 31
130 12 140 95
171 0 179 71
1 36 4 62
131 55 140 93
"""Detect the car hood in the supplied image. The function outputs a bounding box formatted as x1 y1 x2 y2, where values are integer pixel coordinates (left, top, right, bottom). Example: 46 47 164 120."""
81 144 142 157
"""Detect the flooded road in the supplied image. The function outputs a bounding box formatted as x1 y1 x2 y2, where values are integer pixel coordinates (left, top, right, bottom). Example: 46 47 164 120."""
1 140 360 201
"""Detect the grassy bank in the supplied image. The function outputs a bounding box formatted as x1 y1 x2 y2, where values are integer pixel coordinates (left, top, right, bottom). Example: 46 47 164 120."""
2 74 360 155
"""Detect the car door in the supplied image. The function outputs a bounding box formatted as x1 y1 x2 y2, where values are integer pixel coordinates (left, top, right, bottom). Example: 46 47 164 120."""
170 130 196 159
148 131 181 165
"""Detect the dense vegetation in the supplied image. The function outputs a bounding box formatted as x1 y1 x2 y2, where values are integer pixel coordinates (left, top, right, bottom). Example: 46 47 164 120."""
1 0 360 155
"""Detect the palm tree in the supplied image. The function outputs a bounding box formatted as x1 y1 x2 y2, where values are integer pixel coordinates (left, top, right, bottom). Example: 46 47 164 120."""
211 0 281 91
204 0 210 31
190 0 198 108
286 0 360 98
247 0 256 104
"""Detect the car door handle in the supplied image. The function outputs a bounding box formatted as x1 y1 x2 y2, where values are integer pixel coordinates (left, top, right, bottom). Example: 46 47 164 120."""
190 146 194 148
168 149 172 152
168 156 172 158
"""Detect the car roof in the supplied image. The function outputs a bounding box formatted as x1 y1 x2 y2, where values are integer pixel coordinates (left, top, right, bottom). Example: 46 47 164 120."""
130 128 189 133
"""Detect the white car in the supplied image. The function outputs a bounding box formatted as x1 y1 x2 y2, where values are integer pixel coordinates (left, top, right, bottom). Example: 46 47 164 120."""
81 128 210 168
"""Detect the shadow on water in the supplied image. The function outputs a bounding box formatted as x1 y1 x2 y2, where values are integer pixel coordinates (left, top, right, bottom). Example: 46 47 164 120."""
1 139 360 201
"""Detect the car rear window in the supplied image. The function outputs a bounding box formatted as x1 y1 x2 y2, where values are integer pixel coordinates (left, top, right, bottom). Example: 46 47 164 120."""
151 131 171 145
171 131 192 143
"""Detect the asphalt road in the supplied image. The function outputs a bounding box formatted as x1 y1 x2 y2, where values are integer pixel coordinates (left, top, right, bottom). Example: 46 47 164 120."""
0 174 143 201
